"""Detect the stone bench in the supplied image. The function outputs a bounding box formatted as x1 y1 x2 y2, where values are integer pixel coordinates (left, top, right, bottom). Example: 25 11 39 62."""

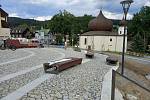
85 51 94 58
43 57 82 74
106 56 118 65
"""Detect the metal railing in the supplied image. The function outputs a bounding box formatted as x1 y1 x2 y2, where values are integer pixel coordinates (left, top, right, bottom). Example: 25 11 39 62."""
111 70 150 100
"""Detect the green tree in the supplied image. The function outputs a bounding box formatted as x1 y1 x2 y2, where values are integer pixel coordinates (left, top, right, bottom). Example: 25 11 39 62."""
128 6 150 52
49 11 94 45
131 33 144 53
75 14 93 33
55 34 63 44
49 10 75 41
18 23 28 28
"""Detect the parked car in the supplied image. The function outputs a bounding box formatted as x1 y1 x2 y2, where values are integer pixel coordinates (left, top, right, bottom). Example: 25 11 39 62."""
6 39 38 48
0 39 16 51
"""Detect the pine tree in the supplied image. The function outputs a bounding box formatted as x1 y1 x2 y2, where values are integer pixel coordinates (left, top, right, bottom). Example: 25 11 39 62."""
131 33 144 53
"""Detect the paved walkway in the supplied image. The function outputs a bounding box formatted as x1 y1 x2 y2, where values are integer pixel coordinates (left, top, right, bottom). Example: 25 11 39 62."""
0 48 112 100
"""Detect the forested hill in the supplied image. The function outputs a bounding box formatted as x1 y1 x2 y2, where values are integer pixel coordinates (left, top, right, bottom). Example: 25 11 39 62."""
8 17 120 29
8 17 49 29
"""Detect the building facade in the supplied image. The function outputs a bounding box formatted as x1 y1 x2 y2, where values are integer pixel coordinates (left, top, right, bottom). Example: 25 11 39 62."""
0 8 10 40
79 10 127 52
35 28 55 44
10 27 30 38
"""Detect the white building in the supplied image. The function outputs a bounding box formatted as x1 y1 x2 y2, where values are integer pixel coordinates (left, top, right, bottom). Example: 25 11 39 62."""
118 21 127 35
35 27 48 43
35 31 45 41
35 27 55 44
0 8 10 40
79 11 127 52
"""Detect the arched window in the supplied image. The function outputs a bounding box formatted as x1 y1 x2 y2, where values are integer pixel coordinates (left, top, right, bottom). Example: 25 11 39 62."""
110 38 112 42
84 38 87 45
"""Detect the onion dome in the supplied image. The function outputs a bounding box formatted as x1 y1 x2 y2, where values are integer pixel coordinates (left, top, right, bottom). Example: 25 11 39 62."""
88 10 113 31
120 19 127 26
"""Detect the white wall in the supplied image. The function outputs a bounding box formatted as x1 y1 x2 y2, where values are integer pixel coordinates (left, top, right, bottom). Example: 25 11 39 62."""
118 26 127 35
0 12 1 28
79 35 127 52
40 32 45 39
0 28 10 40
79 36 87 49
35 33 39 39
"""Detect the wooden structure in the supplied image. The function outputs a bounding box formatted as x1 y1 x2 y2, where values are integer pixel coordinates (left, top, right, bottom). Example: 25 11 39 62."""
43 57 82 74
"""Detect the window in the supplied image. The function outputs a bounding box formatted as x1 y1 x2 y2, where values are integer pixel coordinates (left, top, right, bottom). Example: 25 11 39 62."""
120 31 122 34
110 38 112 42
84 38 87 45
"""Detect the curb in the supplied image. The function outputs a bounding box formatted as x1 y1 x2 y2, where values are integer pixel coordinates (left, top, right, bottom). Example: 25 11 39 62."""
101 62 124 100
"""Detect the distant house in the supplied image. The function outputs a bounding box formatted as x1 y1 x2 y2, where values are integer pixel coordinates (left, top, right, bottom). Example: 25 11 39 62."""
10 27 35 39
35 27 55 44
0 8 10 40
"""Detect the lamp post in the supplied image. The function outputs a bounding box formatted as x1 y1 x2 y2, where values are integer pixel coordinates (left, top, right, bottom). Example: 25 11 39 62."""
77 30 83 48
120 0 133 75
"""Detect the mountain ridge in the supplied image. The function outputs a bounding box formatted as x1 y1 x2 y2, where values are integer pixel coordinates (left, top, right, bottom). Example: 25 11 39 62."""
8 17 121 29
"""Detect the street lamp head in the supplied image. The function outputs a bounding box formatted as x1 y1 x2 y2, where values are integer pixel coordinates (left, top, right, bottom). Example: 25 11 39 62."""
120 0 133 4
120 0 133 14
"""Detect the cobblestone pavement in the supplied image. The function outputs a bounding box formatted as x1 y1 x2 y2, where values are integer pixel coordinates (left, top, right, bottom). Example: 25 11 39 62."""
0 49 31 63
0 68 44 99
0 48 61 77
0 48 63 99
0 47 111 100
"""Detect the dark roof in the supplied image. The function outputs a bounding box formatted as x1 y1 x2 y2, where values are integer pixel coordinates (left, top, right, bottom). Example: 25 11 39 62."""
11 27 29 34
120 19 127 26
0 8 8 16
88 10 113 31
81 31 123 36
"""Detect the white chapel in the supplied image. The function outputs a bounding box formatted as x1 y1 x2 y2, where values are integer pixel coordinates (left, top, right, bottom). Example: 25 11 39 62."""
79 10 127 52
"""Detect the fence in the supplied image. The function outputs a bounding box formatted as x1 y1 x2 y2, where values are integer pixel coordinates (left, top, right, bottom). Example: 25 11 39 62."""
111 70 150 100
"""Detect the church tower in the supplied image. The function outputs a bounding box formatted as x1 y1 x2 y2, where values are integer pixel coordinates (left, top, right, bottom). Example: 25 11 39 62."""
118 19 127 35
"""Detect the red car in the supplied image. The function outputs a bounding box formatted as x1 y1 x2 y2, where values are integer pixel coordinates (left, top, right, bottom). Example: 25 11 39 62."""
6 39 38 49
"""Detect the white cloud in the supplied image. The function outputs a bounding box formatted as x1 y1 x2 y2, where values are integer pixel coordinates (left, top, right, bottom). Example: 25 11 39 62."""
22 0 49 4
67 7 133 20
3 0 146 20
144 1 150 6
33 16 52 21
9 13 20 17
103 11 133 20
23 0 81 6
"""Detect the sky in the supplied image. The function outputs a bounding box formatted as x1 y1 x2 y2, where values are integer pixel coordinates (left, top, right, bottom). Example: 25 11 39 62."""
0 0 150 21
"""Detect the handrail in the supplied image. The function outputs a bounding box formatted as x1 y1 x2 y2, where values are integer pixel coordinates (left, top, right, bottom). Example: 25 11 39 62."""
111 70 150 100
115 70 150 92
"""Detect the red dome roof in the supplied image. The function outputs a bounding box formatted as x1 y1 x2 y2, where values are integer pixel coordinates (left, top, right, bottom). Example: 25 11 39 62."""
88 10 113 31
120 19 127 26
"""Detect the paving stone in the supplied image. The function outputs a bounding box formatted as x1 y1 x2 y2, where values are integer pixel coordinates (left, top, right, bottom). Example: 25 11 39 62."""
0 49 30 64
0 48 61 77
0 48 62 99
1 48 111 100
